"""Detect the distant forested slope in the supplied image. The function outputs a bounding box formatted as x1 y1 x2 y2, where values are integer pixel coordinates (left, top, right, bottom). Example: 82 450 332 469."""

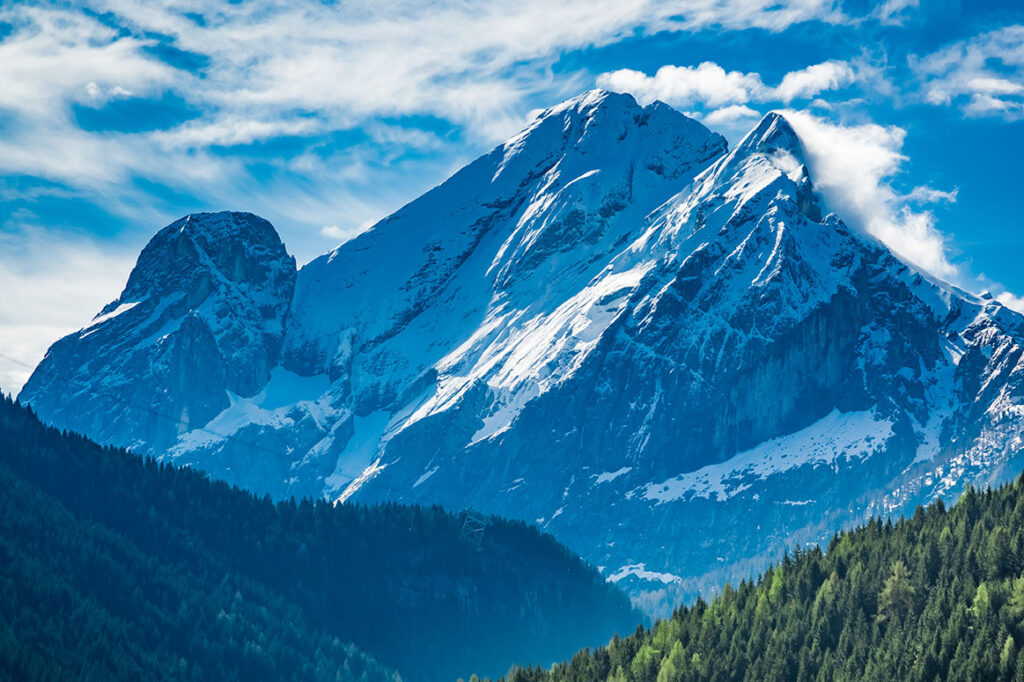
507 473 1024 682
0 395 637 682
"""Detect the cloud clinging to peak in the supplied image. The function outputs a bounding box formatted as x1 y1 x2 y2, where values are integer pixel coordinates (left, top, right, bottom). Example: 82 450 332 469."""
780 110 958 279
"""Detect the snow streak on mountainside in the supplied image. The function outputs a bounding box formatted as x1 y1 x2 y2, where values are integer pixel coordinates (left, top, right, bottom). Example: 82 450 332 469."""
21 91 1024 614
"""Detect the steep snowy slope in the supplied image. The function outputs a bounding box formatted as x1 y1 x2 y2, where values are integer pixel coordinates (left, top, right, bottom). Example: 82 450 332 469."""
21 91 1024 613
158 89 729 500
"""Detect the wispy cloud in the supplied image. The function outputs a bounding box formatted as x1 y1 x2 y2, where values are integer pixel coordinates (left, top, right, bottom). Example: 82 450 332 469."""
0 0 853 240
0 225 137 394
912 25 1024 120
872 0 920 25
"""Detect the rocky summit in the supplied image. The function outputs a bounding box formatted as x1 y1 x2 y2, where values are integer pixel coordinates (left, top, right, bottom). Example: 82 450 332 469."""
22 90 1024 614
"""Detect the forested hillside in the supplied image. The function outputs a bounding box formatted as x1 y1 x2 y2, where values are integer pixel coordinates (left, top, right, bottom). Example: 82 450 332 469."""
507 474 1024 682
0 395 637 682
0 450 398 682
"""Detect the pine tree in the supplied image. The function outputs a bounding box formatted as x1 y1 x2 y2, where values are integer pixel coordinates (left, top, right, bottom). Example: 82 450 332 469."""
878 560 915 622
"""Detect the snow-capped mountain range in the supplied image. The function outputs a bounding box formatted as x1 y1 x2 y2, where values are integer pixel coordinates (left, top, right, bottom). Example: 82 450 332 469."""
21 90 1024 613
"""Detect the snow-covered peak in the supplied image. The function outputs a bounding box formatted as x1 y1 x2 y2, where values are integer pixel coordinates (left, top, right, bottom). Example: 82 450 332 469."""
284 90 728 379
520 88 642 136
497 89 726 184
21 211 297 452
544 87 618 112
118 211 293 305
735 112 804 159
676 110 820 229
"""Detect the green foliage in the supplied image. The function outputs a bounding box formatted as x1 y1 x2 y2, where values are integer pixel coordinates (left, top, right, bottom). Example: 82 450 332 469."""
877 560 914 622
0 395 637 682
504 474 1024 682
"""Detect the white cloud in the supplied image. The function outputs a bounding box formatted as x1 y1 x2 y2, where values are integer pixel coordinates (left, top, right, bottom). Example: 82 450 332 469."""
873 0 919 25
0 227 137 395
780 110 958 278
598 63 766 108
318 217 386 246
997 292 1024 315
0 7 176 116
704 104 762 125
320 225 347 240
151 118 325 149
773 60 856 103
913 25 1024 120
964 93 1021 117
0 6 242 221
597 59 858 112
906 186 958 204
966 77 1024 97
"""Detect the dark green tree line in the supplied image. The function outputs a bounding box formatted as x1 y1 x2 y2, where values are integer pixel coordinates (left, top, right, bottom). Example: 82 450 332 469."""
504 475 1024 682
0 394 637 681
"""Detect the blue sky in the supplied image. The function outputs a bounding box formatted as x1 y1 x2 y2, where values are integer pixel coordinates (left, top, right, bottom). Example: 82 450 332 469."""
1 0 1023 391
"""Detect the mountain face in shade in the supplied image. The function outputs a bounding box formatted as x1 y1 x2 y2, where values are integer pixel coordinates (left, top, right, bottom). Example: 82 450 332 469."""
21 211 296 453
21 90 1024 614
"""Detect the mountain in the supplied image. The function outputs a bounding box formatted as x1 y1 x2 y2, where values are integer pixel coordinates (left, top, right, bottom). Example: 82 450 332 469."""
0 394 637 681
503 477 1024 682
20 212 297 455
20 89 1024 614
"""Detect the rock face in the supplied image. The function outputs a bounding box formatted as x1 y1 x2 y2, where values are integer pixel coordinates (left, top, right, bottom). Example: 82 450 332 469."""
21 91 1024 615
21 212 296 452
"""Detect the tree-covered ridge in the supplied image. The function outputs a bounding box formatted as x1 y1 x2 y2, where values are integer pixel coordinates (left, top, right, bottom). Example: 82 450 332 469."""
0 394 637 682
506 475 1024 682
0 456 396 682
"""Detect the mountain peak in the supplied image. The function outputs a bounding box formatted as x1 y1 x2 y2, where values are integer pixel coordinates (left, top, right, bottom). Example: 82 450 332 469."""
175 210 274 238
499 89 726 185
504 89 643 158
540 88 634 118
164 211 284 262
533 89 715 141
735 111 805 159
702 110 821 220
20 210 298 451
121 211 293 301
